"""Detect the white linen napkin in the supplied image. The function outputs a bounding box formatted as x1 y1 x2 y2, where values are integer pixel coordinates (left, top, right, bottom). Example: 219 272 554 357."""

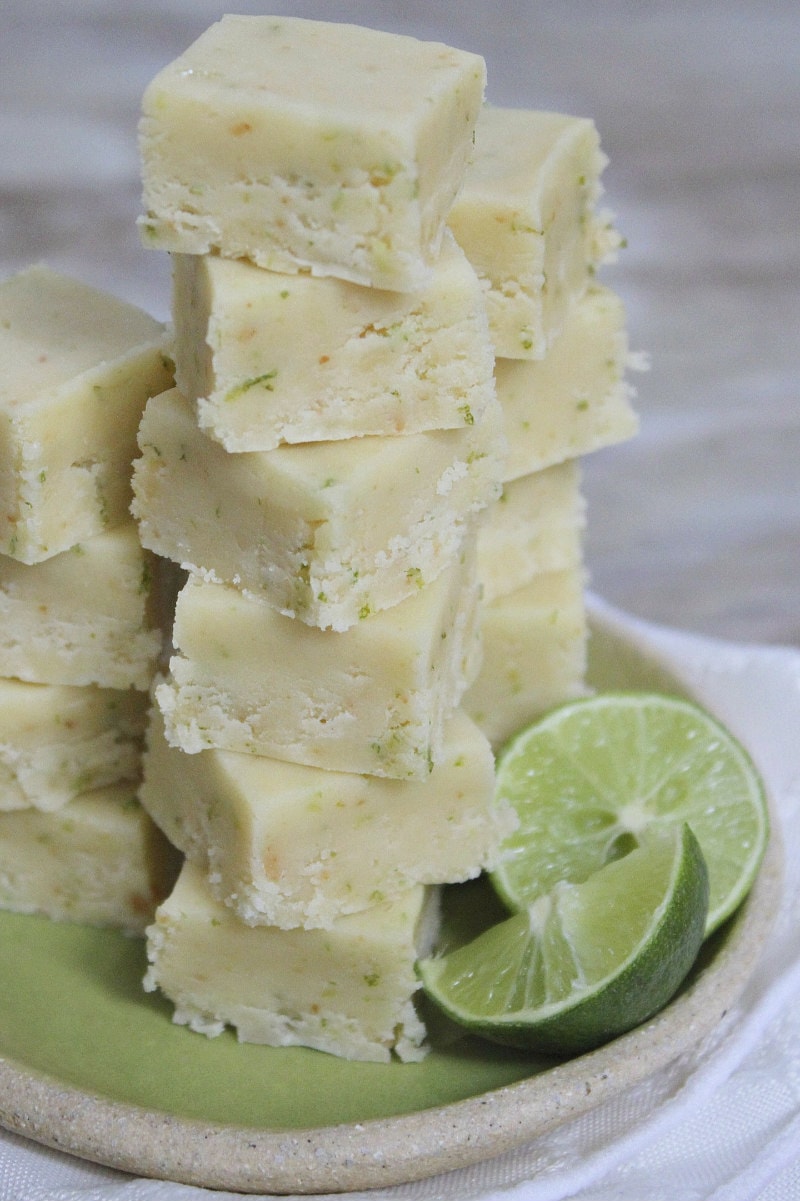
2 610 799 1201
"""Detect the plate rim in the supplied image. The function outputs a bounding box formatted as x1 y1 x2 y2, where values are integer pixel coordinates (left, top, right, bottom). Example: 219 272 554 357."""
0 597 788 1194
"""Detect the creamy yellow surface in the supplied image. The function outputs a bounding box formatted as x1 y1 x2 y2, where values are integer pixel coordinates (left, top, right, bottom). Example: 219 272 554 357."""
449 105 621 358
464 565 589 747
156 541 482 779
0 782 177 932
139 15 485 291
0 679 146 812
477 460 585 602
172 232 495 451
141 704 513 930
0 522 163 689
145 861 439 1062
0 265 173 563
132 387 504 631
496 284 638 481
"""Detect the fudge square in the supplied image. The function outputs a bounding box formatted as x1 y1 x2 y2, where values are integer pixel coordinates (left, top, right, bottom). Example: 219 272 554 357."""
464 563 589 748
139 15 486 291
145 860 439 1062
0 522 162 690
155 540 482 779
141 704 513 930
497 284 639 481
0 265 173 564
449 105 621 359
0 678 147 812
171 230 495 452
477 460 585 603
132 387 504 631
0 782 179 933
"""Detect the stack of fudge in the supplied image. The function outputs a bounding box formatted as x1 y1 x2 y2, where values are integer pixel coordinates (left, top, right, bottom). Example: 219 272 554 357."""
0 265 176 931
455 104 638 746
131 16 637 1063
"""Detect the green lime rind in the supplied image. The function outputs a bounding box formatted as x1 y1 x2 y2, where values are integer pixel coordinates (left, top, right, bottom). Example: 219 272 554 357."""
490 692 768 936
418 824 709 1057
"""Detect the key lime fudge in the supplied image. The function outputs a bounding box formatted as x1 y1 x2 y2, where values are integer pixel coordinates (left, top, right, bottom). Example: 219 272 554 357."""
141 704 514 930
0 265 173 564
449 105 621 359
0 522 163 689
132 386 504 630
496 284 638 481
138 15 486 291
145 861 439 1061
477 461 585 603
129 14 641 1064
464 564 589 748
156 541 481 778
171 231 495 452
0 782 179 932
0 679 146 812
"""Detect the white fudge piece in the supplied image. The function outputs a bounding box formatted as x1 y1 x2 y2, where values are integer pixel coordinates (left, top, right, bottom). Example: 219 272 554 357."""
145 862 438 1062
171 232 495 451
497 285 638 481
139 15 486 291
0 265 173 564
449 105 621 359
477 461 585 602
156 543 482 779
0 522 163 689
141 705 514 930
0 783 179 932
133 387 504 631
464 566 589 748
0 679 147 812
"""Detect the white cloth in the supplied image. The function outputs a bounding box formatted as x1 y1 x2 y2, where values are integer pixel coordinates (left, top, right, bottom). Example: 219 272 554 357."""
2 607 800 1201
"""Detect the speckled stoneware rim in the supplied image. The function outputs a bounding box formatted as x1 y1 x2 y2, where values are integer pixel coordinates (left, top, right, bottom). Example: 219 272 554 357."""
0 597 787 1195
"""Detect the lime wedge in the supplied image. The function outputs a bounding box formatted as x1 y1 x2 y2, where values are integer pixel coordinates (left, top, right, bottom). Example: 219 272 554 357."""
418 823 709 1055
490 692 768 935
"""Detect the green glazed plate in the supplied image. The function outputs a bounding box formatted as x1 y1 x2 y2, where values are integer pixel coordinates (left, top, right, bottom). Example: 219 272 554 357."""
0 598 785 1194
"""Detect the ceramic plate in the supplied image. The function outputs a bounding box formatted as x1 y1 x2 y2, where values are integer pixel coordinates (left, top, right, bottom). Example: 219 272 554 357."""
0 597 785 1194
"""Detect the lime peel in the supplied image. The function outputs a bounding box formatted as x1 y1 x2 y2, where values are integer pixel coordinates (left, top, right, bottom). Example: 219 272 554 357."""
418 823 709 1056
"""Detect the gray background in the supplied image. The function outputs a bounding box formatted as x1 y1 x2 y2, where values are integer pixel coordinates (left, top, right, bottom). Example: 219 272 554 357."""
2 0 798 645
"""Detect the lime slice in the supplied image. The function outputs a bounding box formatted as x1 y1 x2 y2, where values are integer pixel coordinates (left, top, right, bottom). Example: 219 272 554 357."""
418 823 709 1055
491 692 768 935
